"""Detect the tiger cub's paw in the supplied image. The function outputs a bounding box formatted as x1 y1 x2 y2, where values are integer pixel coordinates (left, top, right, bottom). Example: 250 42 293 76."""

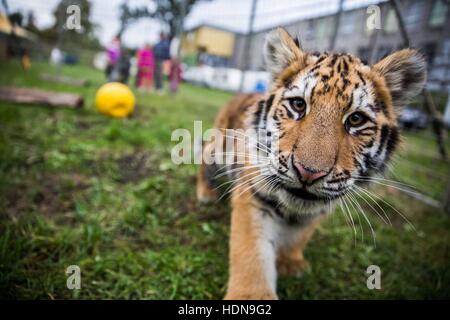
277 257 311 277
224 290 278 300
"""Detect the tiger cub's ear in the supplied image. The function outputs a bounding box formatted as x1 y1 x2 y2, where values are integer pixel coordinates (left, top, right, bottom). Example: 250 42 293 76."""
264 27 306 79
372 49 427 109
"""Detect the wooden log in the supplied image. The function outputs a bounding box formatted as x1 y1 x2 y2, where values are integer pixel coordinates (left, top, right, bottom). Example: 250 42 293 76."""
0 87 84 108
40 73 90 87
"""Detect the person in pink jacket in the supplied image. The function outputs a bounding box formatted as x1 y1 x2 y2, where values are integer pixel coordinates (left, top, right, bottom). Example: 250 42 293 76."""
136 44 155 91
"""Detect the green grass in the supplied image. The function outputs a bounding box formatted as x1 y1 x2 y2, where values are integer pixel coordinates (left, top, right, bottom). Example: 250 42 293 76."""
0 60 449 299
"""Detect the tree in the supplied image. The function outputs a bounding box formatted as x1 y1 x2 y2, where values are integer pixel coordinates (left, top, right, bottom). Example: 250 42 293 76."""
38 0 101 50
8 12 24 27
117 2 151 38
24 11 40 34
118 0 202 39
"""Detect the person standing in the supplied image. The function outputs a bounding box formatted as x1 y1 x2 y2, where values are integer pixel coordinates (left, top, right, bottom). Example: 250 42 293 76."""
168 58 182 95
106 37 121 81
153 33 171 93
136 44 155 91
116 48 131 84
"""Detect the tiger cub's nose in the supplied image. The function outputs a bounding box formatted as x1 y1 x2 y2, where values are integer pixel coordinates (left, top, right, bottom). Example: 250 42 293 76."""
293 162 328 184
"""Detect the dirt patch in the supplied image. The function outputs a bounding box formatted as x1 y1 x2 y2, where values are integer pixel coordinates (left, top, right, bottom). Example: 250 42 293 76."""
129 104 158 120
75 118 107 130
178 198 199 216
2 173 90 220
115 151 157 184
84 150 158 184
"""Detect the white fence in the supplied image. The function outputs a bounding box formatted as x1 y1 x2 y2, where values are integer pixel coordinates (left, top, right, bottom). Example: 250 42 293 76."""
183 65 270 93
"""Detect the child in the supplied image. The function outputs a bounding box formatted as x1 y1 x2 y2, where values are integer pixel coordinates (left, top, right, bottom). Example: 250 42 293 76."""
168 58 182 95
136 44 155 91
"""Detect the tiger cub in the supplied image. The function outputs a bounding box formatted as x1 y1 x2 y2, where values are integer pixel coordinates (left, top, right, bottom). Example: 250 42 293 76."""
196 27 426 299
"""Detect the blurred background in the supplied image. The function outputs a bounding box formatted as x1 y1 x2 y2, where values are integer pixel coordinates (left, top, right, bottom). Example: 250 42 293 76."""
0 0 449 299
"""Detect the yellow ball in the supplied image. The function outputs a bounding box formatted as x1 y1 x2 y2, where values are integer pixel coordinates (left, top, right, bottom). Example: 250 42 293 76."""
95 82 135 118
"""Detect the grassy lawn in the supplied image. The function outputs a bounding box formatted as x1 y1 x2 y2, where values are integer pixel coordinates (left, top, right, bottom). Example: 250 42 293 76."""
0 60 449 299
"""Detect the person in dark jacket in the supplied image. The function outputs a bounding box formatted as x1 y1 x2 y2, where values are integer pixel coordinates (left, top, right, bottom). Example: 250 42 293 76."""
153 32 171 93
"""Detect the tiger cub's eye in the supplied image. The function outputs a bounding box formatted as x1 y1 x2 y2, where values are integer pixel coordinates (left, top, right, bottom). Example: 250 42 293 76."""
346 112 367 128
288 97 307 117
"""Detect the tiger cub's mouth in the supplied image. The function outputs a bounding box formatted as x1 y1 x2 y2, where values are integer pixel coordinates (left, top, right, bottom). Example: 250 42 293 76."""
281 184 326 201
271 177 346 202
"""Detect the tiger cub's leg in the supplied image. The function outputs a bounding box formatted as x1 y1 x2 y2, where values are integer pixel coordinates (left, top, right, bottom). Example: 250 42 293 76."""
276 246 310 277
276 216 324 276
196 142 219 203
225 194 278 300
196 162 219 203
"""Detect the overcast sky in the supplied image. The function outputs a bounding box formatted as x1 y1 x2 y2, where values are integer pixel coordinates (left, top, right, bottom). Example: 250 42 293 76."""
5 0 382 47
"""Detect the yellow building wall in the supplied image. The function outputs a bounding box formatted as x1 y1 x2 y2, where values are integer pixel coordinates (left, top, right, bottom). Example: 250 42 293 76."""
182 26 235 58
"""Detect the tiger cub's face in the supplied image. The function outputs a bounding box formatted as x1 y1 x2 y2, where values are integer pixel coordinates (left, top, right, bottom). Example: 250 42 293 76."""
257 28 426 204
